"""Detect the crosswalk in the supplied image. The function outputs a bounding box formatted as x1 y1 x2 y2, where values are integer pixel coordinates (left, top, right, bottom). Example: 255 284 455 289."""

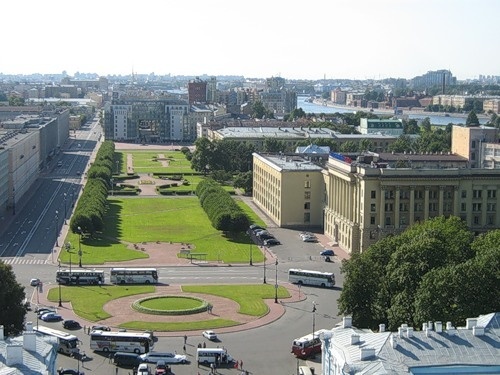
0 257 49 265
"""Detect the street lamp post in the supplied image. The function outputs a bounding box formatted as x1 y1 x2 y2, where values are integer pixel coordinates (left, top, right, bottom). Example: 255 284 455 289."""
249 243 253 266
312 301 317 340
58 261 62 307
263 258 267 284
274 259 279 303
12 188 15 215
63 193 67 223
55 211 59 247
77 226 82 268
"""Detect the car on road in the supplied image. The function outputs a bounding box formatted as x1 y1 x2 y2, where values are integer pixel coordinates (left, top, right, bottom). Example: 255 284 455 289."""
30 278 41 286
155 360 170 374
37 308 56 317
320 249 334 256
254 230 271 237
263 238 281 246
202 330 217 341
91 325 111 331
40 312 63 322
137 363 150 375
139 351 187 364
63 320 81 330
249 224 265 232
302 235 318 242
57 369 84 375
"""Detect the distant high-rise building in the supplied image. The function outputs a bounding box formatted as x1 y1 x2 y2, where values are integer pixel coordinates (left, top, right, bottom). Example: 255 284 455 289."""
188 77 207 104
410 70 456 91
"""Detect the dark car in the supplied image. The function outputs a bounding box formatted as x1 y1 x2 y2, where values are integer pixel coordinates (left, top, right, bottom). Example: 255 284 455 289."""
155 360 170 374
91 325 111 331
320 249 334 256
57 369 84 375
264 238 281 246
249 224 265 232
63 320 81 330
258 234 275 241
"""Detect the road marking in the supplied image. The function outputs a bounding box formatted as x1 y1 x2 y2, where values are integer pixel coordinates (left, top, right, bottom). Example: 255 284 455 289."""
0 257 49 265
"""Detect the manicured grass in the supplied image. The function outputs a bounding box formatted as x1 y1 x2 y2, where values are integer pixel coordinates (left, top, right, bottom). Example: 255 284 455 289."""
140 296 203 311
116 151 194 174
46 284 285 331
120 319 240 332
182 284 291 316
47 285 155 321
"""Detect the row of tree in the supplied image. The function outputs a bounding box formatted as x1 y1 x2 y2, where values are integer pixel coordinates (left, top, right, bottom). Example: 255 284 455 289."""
196 179 249 232
69 141 115 235
338 216 500 331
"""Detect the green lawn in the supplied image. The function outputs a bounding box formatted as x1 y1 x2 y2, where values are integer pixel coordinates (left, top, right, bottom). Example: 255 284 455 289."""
116 150 194 174
61 197 266 265
47 284 286 331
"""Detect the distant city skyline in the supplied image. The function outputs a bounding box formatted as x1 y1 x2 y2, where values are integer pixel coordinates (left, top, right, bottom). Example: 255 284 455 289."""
3 0 499 81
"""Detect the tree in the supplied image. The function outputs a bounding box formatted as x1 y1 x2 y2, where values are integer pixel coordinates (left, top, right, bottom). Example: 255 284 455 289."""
0 261 27 336
466 110 479 127
233 171 253 195
252 101 266 119
338 216 477 331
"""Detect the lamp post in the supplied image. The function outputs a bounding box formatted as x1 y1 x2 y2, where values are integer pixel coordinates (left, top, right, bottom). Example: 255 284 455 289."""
263 258 267 284
58 261 62 307
249 243 253 266
110 178 114 196
116 160 119 174
63 193 67 223
274 259 279 303
312 301 317 340
55 211 59 247
12 188 15 215
77 226 82 268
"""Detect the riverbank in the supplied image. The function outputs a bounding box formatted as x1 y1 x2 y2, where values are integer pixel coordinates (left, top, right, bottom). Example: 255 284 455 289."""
312 99 489 119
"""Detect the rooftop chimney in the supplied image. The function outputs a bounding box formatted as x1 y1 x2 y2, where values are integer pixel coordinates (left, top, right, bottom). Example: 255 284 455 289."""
435 321 443 333
406 327 414 338
23 322 36 352
0 325 4 341
466 318 478 330
351 334 360 345
379 324 385 333
473 326 485 336
343 316 352 328
6 343 23 366
390 335 396 348
359 347 376 361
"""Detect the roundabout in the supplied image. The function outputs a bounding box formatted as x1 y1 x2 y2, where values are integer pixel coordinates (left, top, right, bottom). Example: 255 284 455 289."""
132 295 209 315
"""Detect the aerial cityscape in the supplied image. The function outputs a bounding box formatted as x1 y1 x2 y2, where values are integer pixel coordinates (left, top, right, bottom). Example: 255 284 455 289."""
1 1 500 375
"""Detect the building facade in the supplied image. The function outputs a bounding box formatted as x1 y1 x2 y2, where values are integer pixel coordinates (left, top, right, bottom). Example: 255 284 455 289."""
103 98 190 142
359 118 404 136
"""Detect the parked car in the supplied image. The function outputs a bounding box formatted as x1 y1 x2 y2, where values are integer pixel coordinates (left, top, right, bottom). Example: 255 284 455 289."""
299 232 316 239
249 224 265 232
302 235 318 243
264 238 281 246
112 352 141 367
139 352 187 364
40 312 63 322
57 369 84 375
202 330 217 341
63 320 81 330
91 325 111 331
37 308 56 317
320 249 334 256
254 230 271 237
30 278 41 286
258 234 275 241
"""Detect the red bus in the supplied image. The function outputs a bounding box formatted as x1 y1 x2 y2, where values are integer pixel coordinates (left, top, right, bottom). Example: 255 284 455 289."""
291 329 328 358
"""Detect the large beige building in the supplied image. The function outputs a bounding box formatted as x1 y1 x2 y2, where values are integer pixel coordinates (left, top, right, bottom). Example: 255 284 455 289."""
252 125 500 254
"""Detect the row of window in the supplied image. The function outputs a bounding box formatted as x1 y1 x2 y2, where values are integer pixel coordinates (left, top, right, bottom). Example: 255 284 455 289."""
370 215 497 227
371 189 498 200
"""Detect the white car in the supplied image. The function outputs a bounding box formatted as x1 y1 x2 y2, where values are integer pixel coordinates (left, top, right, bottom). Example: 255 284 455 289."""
139 351 187 364
202 330 217 341
30 278 40 286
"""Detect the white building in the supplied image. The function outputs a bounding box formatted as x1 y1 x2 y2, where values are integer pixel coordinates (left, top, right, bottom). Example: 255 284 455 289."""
320 313 500 374
0 322 58 374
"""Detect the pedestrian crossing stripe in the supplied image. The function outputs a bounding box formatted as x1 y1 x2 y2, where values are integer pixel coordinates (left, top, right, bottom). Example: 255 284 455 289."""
0 257 48 265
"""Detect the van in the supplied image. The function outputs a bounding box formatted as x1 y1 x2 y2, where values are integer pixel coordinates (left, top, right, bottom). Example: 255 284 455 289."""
113 352 141 367
196 348 233 364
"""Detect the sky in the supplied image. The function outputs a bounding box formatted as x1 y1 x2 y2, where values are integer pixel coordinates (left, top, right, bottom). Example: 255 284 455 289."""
2 0 499 80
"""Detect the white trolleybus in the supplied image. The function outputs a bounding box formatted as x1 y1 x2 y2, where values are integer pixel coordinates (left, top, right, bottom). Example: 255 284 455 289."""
90 330 154 354
56 269 105 285
288 269 335 288
33 325 80 355
196 348 234 365
110 267 158 285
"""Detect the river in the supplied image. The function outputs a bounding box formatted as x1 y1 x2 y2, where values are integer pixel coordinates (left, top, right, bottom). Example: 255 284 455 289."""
297 97 489 126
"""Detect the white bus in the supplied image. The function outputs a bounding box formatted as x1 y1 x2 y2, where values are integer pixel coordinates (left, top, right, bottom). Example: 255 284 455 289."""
196 348 233 365
288 269 335 288
33 325 80 355
110 268 158 284
90 330 154 354
56 269 105 285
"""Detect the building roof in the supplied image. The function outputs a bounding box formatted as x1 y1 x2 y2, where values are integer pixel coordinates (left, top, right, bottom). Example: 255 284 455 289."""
323 313 500 374
253 153 324 172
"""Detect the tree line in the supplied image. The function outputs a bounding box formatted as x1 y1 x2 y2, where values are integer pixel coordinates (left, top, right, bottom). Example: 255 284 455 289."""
338 216 500 331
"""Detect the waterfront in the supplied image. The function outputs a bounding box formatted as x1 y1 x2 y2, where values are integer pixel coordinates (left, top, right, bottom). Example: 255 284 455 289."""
297 97 489 126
